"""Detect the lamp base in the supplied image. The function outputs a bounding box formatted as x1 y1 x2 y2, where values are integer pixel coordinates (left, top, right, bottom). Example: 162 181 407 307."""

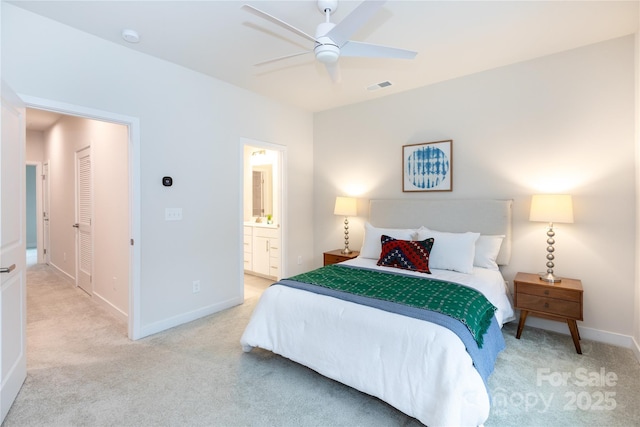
539 272 562 283
341 248 352 255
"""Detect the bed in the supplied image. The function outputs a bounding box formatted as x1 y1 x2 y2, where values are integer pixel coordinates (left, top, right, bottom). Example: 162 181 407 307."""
241 199 515 426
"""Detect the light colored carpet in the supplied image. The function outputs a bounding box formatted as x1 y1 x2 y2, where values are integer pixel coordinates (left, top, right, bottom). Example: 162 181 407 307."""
2 264 639 426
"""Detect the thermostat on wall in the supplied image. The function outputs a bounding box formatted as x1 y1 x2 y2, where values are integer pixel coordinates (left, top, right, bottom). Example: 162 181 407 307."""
162 176 173 187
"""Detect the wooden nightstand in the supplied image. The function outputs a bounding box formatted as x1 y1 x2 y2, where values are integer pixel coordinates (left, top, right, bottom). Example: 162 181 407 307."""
323 249 360 266
514 272 584 354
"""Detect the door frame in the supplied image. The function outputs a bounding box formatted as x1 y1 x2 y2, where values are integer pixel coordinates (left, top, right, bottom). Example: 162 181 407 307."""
240 137 287 288
42 161 50 265
20 94 142 340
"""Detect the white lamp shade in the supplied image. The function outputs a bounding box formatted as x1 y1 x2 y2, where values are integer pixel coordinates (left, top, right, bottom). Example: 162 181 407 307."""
529 194 574 223
334 196 357 217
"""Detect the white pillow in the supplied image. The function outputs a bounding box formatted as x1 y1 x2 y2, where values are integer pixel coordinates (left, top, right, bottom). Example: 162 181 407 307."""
360 222 415 259
414 227 480 274
474 235 505 271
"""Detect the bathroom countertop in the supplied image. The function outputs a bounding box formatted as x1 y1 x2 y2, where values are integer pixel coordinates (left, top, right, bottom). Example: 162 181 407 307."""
243 221 279 229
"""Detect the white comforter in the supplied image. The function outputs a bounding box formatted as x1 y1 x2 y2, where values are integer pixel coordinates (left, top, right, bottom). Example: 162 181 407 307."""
240 258 514 426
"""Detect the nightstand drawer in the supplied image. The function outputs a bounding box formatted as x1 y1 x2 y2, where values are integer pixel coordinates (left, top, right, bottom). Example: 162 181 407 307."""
517 282 581 302
324 253 347 265
323 250 360 266
516 293 582 319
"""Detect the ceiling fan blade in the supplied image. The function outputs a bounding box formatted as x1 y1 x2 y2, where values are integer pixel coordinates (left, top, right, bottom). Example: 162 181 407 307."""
254 51 312 67
340 40 417 60
242 4 318 44
325 0 386 47
324 62 342 83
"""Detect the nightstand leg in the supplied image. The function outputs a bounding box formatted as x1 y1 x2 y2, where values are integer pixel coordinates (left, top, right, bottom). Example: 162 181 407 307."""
516 310 529 339
567 320 582 354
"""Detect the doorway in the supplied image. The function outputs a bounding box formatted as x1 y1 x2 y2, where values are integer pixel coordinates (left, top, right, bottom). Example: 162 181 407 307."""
25 109 126 315
26 161 48 266
22 98 141 340
25 163 40 266
241 139 286 286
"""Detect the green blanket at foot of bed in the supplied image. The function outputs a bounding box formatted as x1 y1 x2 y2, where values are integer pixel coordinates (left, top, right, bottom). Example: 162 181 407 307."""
287 264 496 347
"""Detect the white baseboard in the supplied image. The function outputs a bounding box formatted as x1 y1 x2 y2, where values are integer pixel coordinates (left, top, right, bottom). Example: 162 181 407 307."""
525 317 635 349
632 336 640 364
138 296 244 339
47 263 128 325
92 291 128 324
48 262 75 282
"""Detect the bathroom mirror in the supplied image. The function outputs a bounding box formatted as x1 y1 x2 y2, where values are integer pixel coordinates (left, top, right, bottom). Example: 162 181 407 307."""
252 164 272 218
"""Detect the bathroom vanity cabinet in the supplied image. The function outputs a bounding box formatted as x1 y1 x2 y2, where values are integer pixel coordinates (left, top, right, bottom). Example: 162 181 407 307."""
243 224 280 280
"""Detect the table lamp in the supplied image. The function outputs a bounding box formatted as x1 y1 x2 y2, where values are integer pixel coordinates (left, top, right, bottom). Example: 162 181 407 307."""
529 194 574 283
334 196 357 254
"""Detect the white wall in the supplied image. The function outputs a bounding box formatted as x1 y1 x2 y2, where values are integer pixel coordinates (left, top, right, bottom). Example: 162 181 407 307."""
314 36 636 345
2 3 314 337
25 130 44 162
634 27 640 359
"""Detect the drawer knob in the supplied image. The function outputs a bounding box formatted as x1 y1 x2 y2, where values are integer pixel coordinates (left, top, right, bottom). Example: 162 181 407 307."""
544 290 549 295
544 302 549 308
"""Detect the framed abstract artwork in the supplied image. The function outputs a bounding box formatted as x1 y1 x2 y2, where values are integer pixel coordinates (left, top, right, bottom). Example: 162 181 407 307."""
402 140 452 192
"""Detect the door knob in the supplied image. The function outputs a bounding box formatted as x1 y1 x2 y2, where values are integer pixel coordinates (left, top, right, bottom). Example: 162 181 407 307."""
0 264 16 274
72 223 79 228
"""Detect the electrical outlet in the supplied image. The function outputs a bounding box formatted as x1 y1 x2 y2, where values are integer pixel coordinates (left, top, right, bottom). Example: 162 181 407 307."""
297 255 302 265
192 280 200 293
165 208 183 221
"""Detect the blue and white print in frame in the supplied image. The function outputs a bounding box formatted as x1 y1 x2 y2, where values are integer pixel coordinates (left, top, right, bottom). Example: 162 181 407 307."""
403 140 452 192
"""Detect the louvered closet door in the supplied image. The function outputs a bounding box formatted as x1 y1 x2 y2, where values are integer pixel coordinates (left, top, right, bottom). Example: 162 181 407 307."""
76 147 92 295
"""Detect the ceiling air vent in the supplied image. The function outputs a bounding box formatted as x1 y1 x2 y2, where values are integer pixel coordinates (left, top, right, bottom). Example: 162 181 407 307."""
367 81 393 91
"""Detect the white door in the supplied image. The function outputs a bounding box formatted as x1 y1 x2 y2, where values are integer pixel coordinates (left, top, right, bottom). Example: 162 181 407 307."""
42 162 50 264
0 82 27 422
75 147 92 295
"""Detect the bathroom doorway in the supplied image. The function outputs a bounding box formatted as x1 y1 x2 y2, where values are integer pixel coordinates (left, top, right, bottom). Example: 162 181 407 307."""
241 139 286 287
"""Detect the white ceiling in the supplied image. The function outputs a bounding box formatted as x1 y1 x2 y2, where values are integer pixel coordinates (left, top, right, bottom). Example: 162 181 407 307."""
10 0 639 113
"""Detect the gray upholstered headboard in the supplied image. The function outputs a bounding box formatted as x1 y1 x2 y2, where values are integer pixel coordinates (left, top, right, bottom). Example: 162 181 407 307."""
368 199 513 265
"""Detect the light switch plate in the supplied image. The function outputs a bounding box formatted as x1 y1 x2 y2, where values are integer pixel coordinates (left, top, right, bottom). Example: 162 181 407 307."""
165 208 182 221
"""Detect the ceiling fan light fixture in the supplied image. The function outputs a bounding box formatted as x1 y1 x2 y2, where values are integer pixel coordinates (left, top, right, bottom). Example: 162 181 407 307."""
367 81 393 91
315 43 340 63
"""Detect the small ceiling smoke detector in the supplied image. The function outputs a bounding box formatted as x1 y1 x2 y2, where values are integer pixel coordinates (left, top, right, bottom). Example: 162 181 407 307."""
367 81 393 91
121 29 140 44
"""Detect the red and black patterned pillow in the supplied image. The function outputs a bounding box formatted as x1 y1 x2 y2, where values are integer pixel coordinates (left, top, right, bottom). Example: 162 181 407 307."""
376 235 434 274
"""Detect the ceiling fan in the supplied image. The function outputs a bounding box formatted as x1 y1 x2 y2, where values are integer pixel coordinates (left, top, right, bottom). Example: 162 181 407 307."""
242 0 417 83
